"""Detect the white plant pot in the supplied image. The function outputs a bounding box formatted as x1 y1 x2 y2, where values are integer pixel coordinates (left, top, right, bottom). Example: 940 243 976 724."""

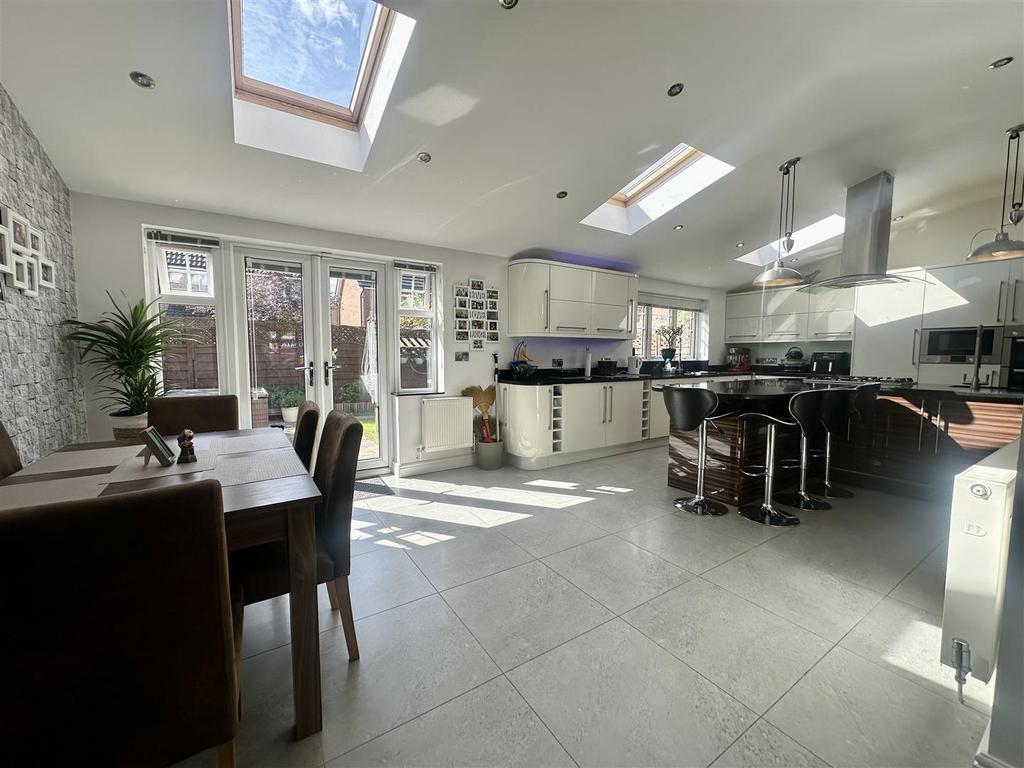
110 411 148 440
281 406 300 424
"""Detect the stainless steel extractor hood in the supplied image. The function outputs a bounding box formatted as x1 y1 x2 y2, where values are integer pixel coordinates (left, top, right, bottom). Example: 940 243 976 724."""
806 170 915 289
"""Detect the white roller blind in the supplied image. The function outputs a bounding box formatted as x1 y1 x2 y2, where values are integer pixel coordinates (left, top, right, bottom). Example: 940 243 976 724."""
638 292 706 312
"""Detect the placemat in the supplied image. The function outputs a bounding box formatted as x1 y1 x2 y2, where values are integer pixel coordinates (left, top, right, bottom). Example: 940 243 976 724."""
212 432 291 456
0 476 104 511
103 454 216 483
209 449 308 487
17 445 145 475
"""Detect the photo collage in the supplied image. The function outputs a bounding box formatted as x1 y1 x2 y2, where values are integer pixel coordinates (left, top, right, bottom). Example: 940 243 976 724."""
453 278 499 352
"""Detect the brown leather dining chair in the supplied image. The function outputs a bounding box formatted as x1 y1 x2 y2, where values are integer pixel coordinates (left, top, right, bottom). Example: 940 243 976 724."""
148 394 240 435
0 480 238 768
231 410 363 661
293 399 321 471
0 420 22 480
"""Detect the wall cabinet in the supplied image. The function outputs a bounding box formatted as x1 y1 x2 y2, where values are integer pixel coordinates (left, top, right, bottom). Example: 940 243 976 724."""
763 288 809 316
725 292 765 319
808 286 856 313
724 286 848 342
809 309 854 339
922 261 1010 328
762 313 808 341
508 259 639 339
725 316 762 341
851 268 926 378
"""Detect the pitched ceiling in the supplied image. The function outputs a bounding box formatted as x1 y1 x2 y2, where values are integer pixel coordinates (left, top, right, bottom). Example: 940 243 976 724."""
1 0 1022 288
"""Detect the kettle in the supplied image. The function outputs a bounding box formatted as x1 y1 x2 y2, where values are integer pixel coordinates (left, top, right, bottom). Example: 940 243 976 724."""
784 346 804 361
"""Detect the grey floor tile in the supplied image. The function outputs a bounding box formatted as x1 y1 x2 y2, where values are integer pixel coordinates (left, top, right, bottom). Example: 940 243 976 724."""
508 619 756 767
841 596 993 715
766 647 988 768
327 676 574 768
685 508 793 546
499 508 608 558
349 548 436 620
704 547 884 641
405 527 533 591
710 720 828 768
542 535 694 614
241 587 341 660
620 514 754 574
890 540 947 615
624 579 832 713
564 495 671 533
442 560 613 670
319 594 500 761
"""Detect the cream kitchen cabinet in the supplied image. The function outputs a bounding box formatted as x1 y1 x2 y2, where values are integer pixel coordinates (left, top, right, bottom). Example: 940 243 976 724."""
763 287 809 316
725 292 765 318
922 261 1010 328
508 261 551 335
559 381 644 453
852 267 926 378
499 384 554 459
725 316 762 341
550 264 593 303
762 313 808 341
809 309 854 339
649 389 671 439
604 382 644 445
549 300 592 335
592 302 630 336
808 286 856 313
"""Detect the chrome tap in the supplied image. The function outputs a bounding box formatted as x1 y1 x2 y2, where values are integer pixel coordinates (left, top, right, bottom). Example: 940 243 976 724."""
969 325 984 392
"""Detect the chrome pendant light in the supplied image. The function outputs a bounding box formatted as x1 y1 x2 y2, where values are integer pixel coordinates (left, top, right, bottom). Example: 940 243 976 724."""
967 124 1024 262
754 157 805 287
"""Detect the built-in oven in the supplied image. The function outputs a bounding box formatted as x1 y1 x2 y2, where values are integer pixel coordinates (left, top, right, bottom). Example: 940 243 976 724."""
919 326 1004 365
999 325 1024 390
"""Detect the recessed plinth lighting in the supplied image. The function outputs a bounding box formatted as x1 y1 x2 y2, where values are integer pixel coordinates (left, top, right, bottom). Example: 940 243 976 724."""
416 151 432 163
893 215 904 221
673 224 684 230
667 82 684 97
556 190 568 199
129 71 156 89
735 242 744 247
990 56 1014 69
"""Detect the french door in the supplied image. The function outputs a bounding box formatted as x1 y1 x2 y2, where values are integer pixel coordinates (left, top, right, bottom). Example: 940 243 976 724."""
238 249 390 472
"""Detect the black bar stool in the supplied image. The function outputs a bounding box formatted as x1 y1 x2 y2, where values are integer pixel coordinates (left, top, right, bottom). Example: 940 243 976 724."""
775 389 832 512
738 411 801 527
663 386 734 516
807 387 858 498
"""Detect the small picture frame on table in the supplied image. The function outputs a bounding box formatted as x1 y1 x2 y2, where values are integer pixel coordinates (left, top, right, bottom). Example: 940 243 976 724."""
38 257 56 289
141 426 176 467
10 212 29 252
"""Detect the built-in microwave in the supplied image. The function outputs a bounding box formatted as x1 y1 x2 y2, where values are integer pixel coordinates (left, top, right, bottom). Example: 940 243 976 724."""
999 326 1024 390
919 326 1003 365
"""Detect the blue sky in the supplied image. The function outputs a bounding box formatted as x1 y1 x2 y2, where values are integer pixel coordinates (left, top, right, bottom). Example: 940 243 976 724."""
242 0 377 108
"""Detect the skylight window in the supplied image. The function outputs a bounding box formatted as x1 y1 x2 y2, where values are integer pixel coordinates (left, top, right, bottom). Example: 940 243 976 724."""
735 214 846 266
581 142 733 236
230 0 393 129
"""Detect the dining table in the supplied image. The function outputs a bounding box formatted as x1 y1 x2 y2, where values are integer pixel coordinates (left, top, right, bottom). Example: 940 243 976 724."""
0 427 324 739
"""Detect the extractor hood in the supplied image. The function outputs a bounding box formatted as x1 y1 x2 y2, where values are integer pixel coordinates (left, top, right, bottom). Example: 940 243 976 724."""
805 171 914 289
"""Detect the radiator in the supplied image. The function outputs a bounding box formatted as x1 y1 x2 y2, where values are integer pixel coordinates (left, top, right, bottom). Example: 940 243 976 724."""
420 397 474 453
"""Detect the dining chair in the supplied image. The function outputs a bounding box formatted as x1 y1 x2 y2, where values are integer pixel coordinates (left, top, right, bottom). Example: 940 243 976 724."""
293 399 321 471
231 410 363 661
148 394 240 435
0 420 22 480
0 480 238 768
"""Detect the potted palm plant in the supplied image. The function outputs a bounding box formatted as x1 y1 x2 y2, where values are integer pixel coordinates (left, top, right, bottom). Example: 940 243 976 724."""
62 293 179 439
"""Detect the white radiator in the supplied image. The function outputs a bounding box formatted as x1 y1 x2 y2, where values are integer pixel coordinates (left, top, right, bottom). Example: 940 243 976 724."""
420 397 474 453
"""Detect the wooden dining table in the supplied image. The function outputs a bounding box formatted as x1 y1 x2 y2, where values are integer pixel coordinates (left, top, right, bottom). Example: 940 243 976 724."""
0 428 324 739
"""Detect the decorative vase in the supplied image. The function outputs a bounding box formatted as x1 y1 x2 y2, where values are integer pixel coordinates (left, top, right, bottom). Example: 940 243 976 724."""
110 411 148 440
281 406 300 424
660 348 676 362
476 440 503 470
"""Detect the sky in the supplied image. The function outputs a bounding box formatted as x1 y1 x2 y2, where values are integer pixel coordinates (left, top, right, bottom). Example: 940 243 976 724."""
242 0 377 108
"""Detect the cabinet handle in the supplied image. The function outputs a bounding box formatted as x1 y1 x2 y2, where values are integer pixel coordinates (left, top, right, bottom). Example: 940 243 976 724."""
596 327 621 332
556 325 587 331
911 328 919 365
729 334 757 339
997 281 1007 322
609 387 614 422
1013 280 1020 322
543 290 549 330
627 299 634 334
602 386 608 423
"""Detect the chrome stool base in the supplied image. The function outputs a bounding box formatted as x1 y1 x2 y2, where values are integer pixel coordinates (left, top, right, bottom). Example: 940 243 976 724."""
674 496 729 516
774 490 832 511
738 503 800 527
806 480 854 499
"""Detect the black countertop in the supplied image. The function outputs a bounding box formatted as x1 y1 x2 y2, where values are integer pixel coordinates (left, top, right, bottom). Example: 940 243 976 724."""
885 384 1024 402
498 370 755 386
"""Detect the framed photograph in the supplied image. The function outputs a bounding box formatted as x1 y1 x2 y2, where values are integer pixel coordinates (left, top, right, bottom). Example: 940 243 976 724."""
455 330 469 342
487 331 500 343
12 253 29 290
454 351 469 362
141 426 176 466
470 279 484 292
471 319 485 330
455 297 468 310
456 319 469 331
486 289 499 300
454 285 469 298
0 226 12 276
487 320 499 331
472 338 484 350
22 255 39 296
486 311 498 321
486 299 498 311
10 212 29 251
470 299 484 311
28 227 44 256
38 257 56 289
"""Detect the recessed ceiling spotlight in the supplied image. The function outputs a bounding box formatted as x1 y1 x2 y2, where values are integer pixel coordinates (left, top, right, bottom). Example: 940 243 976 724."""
893 215 904 221
556 190 568 199
790 258 799 264
129 71 156 89
989 56 1014 69
498 0 518 7
735 242 744 247
667 82 684 97
673 224 684 230
416 151 432 163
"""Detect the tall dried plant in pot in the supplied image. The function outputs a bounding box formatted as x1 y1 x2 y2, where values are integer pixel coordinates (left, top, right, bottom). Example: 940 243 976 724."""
62 293 180 438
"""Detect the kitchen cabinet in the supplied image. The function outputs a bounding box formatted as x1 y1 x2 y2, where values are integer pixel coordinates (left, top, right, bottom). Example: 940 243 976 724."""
851 268 926 378
499 384 554 459
809 286 856 313
550 264 593 303
649 390 671 439
549 300 592 335
508 262 551 335
592 302 630 336
605 382 644 446
725 317 762 341
922 261 1010 328
725 292 766 318
763 287 809 316
809 309 854 339
560 383 607 453
593 271 629 305
762 313 808 340
1007 260 1024 325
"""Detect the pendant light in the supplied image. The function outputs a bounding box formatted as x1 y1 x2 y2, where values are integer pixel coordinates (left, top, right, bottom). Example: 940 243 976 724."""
754 157 805 287
967 124 1024 262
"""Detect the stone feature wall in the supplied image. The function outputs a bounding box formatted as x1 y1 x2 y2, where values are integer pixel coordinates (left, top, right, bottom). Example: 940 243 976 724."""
0 83 87 463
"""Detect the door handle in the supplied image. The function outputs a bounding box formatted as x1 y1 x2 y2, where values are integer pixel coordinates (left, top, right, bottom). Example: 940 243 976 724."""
997 281 1007 322
596 327 622 332
323 361 337 386
609 386 614 422
543 290 549 330
294 361 314 386
602 386 608 423
911 328 919 365
556 325 587 331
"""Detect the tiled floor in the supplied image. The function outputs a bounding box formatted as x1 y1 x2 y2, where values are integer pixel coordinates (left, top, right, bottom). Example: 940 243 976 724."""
179 446 993 768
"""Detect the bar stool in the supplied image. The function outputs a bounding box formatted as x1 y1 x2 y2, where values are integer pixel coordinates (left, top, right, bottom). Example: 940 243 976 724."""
807 387 858 498
738 411 801 527
663 386 734 516
774 389 832 512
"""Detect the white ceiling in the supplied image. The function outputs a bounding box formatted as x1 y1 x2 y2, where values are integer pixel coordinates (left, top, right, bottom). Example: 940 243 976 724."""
1 0 1022 288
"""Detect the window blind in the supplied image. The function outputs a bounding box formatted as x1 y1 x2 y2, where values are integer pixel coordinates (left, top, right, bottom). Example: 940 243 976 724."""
638 292 706 312
394 261 438 273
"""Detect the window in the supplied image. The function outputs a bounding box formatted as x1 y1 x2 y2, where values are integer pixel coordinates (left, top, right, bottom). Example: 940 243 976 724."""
396 265 439 393
157 248 213 298
230 0 394 130
634 303 703 360
609 144 702 208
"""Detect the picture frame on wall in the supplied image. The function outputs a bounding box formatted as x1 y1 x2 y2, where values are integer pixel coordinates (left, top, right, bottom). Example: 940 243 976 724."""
12 253 29 290
38 257 56 289
0 225 12 276
22 255 40 297
28 227 44 257
10 212 29 252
